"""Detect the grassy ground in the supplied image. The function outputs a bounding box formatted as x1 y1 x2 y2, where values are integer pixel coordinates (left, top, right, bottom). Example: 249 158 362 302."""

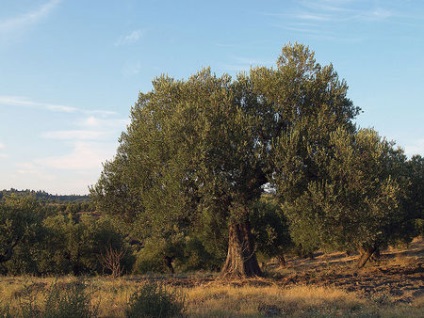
1 238 424 317
1 275 423 317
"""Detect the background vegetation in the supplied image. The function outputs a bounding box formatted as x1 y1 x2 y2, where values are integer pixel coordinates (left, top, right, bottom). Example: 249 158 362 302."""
2 42 424 317
1 44 424 279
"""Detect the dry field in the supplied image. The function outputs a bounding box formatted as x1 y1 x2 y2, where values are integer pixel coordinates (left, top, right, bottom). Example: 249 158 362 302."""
1 238 423 317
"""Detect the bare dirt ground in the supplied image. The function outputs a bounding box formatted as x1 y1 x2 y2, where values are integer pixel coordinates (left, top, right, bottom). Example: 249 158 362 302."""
273 237 424 305
151 237 424 307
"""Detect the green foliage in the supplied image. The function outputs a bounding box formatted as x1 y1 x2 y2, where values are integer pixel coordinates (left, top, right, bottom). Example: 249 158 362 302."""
0 189 91 204
281 127 409 264
179 236 223 271
91 67 267 275
7 280 98 318
43 281 98 318
0 301 13 318
40 214 133 275
0 189 135 276
250 195 294 261
326 128 408 252
404 155 424 236
0 194 44 274
90 42 421 273
126 282 185 318
133 238 179 274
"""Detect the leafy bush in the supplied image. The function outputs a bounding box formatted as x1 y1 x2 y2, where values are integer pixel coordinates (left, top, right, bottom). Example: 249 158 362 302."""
42 281 98 318
126 281 185 318
0 301 13 318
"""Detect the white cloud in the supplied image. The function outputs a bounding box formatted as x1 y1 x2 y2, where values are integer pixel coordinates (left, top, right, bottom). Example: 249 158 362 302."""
0 96 120 117
41 130 108 141
0 95 76 113
36 141 116 170
115 29 145 46
122 61 142 76
361 8 393 21
84 109 118 117
0 143 7 159
295 12 332 21
221 56 273 72
0 0 61 35
83 116 102 127
78 115 129 129
15 162 55 181
404 139 424 157
267 0 398 40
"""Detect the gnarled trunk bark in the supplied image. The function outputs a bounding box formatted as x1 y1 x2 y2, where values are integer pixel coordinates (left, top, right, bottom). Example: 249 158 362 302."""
357 245 377 269
277 255 286 267
0 239 19 264
220 221 262 279
163 255 175 274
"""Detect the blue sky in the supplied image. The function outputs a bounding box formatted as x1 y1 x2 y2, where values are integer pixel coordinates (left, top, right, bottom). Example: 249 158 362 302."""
0 0 423 195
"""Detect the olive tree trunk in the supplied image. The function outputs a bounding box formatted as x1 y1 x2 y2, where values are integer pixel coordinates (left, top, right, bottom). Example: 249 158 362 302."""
220 221 262 279
357 245 377 269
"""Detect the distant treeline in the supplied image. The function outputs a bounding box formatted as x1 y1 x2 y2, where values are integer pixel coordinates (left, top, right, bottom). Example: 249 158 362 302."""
0 189 90 203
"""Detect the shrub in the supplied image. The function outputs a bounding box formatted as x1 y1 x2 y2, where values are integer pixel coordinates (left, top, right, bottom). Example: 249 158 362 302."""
0 301 13 318
43 281 98 318
126 281 185 318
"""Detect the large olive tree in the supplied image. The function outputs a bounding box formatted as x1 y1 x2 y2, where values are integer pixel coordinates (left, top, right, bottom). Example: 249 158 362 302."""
91 43 362 277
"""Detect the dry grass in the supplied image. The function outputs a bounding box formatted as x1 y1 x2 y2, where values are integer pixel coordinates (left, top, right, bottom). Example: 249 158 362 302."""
1 238 424 317
0 276 423 317
185 283 368 317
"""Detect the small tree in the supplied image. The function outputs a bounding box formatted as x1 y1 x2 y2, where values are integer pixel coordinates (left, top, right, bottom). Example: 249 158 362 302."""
99 245 125 278
328 128 408 267
0 194 42 273
250 195 293 267
281 127 408 268
405 155 424 236
126 281 185 318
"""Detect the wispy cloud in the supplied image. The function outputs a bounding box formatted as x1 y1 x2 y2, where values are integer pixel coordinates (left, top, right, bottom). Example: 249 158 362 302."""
36 141 117 170
361 8 393 21
16 162 55 181
0 95 118 117
0 0 61 35
267 0 398 40
1 94 127 172
404 139 424 158
0 95 76 113
122 61 142 76
115 29 145 46
0 142 6 159
295 12 332 21
7 108 127 193
41 130 108 141
77 115 129 129
40 115 128 141
38 111 128 169
221 56 274 72
12 160 93 194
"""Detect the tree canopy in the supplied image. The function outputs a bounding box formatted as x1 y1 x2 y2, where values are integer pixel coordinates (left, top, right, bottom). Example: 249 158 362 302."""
91 43 413 276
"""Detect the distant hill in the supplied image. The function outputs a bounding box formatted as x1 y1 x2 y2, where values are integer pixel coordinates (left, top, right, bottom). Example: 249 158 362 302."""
0 188 90 203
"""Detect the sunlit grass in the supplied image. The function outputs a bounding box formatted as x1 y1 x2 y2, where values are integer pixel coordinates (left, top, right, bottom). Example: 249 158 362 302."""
1 275 423 317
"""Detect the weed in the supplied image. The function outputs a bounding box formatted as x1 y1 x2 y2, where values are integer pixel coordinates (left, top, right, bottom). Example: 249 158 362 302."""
0 301 13 318
126 281 185 318
43 281 99 318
